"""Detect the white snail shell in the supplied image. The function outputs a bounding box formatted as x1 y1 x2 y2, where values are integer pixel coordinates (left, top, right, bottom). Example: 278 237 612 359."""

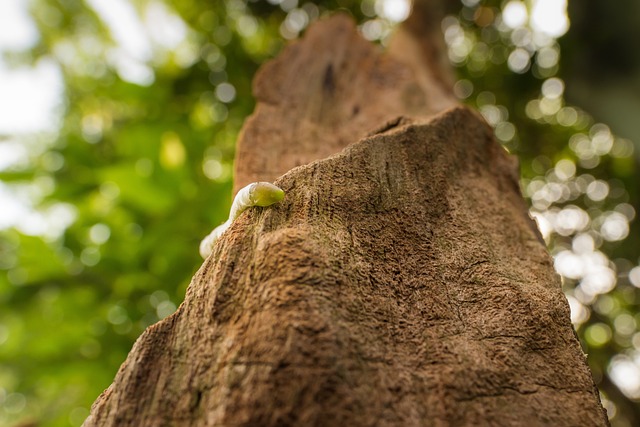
199 182 285 259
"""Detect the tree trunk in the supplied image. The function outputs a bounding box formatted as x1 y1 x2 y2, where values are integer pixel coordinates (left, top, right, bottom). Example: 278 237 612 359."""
84 9 609 427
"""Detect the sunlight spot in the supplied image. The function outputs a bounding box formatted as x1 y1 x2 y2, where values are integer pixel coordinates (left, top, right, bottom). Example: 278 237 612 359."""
614 203 635 221
86 0 155 85
614 314 636 336
502 1 528 29
156 300 177 319
81 114 104 144
479 105 502 125
237 15 259 38
536 46 559 68
590 124 614 156
203 158 223 180
554 250 584 279
108 51 155 86
554 206 589 235
0 59 64 133
149 290 169 307
600 212 629 242
629 266 640 288
144 1 187 49
453 79 473 99
107 305 129 325
0 140 29 171
585 323 612 347
89 223 111 245
100 181 121 200
507 48 530 73
495 122 516 142
0 182 77 238
0 0 38 51
80 247 101 267
594 295 616 315
539 97 561 116
361 19 384 41
609 355 640 399
376 0 410 23
557 107 578 127
611 138 634 158
215 82 236 103
86 0 151 62
541 77 564 99
581 265 616 296
566 295 589 325
282 8 309 35
280 0 298 12
586 180 609 202
554 159 575 181
531 0 569 37
525 100 542 120
572 233 594 255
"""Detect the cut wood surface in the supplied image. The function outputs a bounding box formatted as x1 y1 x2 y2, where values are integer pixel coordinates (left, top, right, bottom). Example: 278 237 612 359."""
84 12 608 427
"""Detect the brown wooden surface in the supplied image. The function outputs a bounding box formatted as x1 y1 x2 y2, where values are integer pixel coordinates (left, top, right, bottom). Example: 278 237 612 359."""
232 14 456 193
84 11 608 427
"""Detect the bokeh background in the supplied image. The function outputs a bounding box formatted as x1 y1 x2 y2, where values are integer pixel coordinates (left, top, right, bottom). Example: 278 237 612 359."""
0 0 638 425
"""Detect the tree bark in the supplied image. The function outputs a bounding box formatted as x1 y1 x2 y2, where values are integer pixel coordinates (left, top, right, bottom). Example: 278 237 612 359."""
232 12 456 193
84 10 609 427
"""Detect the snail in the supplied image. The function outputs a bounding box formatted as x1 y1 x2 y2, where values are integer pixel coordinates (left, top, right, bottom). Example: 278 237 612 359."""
199 182 285 259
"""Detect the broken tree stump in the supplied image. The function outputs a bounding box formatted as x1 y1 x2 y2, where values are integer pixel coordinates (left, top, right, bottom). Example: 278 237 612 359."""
84 12 608 427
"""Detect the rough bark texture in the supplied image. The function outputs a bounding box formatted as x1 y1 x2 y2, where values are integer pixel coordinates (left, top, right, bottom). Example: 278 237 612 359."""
233 13 456 193
85 11 608 427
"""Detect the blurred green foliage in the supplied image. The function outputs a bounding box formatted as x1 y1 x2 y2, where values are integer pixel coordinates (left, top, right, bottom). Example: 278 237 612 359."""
0 0 638 426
